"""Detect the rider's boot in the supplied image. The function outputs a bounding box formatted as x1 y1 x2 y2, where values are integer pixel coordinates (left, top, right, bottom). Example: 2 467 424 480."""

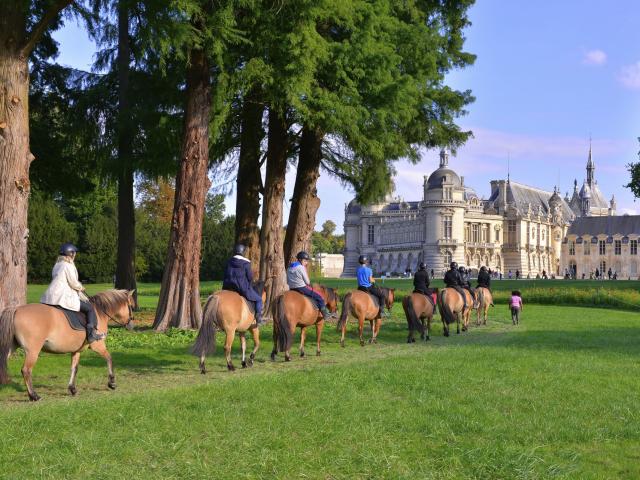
85 306 106 343
254 311 266 327
320 306 331 320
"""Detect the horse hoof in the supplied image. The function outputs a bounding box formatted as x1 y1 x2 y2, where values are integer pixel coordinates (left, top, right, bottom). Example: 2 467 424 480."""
29 393 41 402
407 338 412 344
360 341 365 347
444 332 449 337
316 351 321 357
227 364 235 372
270 352 277 361
411 338 416 343
108 382 116 390
241 361 247 369
340 341 345 348
200 367 206 375
285 356 291 362
68 385 77 396
300 351 305 358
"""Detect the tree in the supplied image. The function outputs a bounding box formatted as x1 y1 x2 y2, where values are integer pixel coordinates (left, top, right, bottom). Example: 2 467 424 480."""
624 138 640 198
321 220 336 238
0 0 74 309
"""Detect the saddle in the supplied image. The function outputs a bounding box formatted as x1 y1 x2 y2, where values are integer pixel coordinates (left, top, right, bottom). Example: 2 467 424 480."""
49 305 87 331
414 290 436 308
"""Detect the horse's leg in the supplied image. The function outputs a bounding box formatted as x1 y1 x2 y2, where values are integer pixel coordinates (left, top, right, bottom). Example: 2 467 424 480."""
21 348 41 401
456 312 460 335
359 315 365 346
371 319 381 344
224 329 235 371
340 317 347 348
316 320 324 356
249 328 259 366
271 323 278 361
300 326 307 358
425 315 431 341
90 340 116 390
68 352 80 396
368 319 374 344
240 333 248 368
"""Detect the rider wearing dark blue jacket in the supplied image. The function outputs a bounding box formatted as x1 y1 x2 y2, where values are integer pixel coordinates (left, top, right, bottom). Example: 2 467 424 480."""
222 244 264 326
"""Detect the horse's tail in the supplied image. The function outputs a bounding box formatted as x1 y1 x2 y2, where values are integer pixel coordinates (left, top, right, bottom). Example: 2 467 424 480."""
337 292 352 331
403 295 424 335
274 295 292 353
0 307 17 384
438 289 456 325
191 295 218 357
477 288 484 309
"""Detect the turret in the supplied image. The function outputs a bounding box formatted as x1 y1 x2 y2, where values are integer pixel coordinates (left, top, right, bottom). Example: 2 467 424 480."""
609 195 616 216
586 141 595 186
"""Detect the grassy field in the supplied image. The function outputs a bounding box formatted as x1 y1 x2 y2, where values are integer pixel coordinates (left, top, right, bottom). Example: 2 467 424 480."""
2 283 640 478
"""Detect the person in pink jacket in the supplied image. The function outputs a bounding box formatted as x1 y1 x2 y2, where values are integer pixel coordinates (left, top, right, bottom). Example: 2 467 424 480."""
509 290 523 325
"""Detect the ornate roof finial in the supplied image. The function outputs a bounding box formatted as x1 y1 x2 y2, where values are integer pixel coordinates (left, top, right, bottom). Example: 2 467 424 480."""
439 148 449 168
586 137 595 186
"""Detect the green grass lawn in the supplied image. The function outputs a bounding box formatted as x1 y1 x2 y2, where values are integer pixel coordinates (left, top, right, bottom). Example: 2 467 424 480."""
2 297 640 478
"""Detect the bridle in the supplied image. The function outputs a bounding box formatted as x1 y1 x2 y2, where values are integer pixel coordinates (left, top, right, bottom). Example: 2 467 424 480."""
97 300 135 328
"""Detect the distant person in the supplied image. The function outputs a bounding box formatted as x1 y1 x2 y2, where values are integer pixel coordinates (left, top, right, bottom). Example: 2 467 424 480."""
413 262 433 297
444 262 467 309
40 243 104 343
542 270 547 279
356 255 387 318
430 268 434 279
459 266 477 307
499 271 503 280
515 269 520 280
223 244 265 326
509 290 523 325
607 268 612 280
508 270 513 280
287 251 331 319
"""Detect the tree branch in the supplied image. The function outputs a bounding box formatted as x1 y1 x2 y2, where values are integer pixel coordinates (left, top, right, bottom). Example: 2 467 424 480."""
20 0 75 58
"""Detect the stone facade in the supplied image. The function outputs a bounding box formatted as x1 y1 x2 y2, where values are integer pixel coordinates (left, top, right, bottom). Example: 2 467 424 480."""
343 148 615 278
313 253 344 278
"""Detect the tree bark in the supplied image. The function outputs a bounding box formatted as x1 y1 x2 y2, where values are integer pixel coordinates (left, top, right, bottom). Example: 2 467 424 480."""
284 125 323 264
114 1 138 307
153 48 211 331
259 108 289 318
0 2 72 310
235 87 264 273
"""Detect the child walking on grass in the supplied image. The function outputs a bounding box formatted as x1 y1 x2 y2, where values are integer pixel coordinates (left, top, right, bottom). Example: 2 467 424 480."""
510 290 523 325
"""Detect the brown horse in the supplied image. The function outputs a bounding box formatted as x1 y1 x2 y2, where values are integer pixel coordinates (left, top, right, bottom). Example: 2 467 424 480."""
192 284 266 373
475 287 493 326
270 285 339 361
337 287 395 347
402 289 439 343
437 287 474 336
0 290 135 401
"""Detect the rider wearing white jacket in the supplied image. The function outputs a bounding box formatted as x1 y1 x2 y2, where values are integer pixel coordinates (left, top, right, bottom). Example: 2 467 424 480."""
40 243 105 343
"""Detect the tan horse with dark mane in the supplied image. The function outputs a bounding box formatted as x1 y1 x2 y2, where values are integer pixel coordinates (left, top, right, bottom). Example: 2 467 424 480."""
0 290 135 401
192 283 266 372
271 284 339 362
402 289 439 343
337 287 395 347
475 287 493 326
437 287 473 336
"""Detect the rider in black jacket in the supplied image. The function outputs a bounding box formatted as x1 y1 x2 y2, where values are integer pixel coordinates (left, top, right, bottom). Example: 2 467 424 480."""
459 266 477 307
413 262 432 297
477 266 491 290
444 262 467 309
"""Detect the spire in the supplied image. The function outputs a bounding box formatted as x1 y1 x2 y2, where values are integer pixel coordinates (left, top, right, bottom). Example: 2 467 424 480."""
586 138 595 186
439 148 449 168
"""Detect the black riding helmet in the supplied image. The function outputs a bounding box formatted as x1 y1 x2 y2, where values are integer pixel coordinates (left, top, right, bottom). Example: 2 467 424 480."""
59 243 78 257
296 251 310 261
450 261 458 270
358 255 368 264
480 266 487 272
233 244 246 256
458 266 466 273
418 262 426 270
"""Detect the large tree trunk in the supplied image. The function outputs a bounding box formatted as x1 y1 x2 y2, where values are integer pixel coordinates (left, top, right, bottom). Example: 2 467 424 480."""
0 49 31 311
235 88 264 274
259 108 289 318
114 1 138 307
284 125 323 264
153 48 211 331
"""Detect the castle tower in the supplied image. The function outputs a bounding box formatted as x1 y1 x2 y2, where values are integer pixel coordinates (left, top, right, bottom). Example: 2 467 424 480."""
586 140 595 186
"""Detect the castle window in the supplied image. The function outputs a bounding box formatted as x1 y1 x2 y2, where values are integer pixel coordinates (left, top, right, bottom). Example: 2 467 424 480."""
507 221 517 244
471 223 479 243
631 240 638 255
443 187 452 200
444 251 452 266
584 241 590 255
367 225 375 245
481 224 488 243
615 240 621 255
600 260 606 273
568 241 575 256
599 240 606 255
443 216 452 239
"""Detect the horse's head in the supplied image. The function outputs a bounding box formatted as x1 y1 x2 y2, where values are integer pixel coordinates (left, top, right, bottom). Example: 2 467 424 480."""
385 288 395 311
91 289 135 330
325 287 339 313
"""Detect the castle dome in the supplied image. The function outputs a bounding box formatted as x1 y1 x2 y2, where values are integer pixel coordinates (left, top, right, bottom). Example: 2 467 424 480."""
426 148 461 190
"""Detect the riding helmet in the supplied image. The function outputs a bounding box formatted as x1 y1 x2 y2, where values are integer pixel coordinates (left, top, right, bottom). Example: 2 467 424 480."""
480 266 487 272
358 255 368 264
450 261 458 270
59 243 78 257
418 262 427 270
458 266 466 273
233 244 246 256
296 251 310 261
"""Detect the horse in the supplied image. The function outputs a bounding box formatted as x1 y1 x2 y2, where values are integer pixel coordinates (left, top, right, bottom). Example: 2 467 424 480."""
475 287 493 326
436 287 474 336
0 290 135 401
270 284 339 362
192 283 266 373
402 289 439 343
337 287 395 347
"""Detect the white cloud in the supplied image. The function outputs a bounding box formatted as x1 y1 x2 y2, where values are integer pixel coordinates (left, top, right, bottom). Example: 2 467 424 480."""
583 49 607 66
618 61 640 89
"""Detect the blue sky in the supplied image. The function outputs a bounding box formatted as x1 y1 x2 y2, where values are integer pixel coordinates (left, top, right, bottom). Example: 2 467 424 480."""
52 1 640 232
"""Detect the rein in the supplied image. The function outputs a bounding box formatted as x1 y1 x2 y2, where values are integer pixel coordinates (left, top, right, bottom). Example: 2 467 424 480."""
95 302 134 328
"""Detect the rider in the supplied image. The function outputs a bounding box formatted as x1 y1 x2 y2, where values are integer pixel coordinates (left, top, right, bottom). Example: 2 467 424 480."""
356 255 387 318
458 266 477 308
286 251 331 320
477 266 491 291
413 262 433 297
222 244 265 326
40 243 104 343
444 261 467 310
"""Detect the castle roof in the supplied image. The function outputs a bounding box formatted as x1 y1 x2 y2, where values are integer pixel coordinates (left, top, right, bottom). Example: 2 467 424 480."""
567 215 640 236
504 181 574 219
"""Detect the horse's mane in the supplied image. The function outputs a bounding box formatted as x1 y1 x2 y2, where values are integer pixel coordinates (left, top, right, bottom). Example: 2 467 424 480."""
90 289 129 315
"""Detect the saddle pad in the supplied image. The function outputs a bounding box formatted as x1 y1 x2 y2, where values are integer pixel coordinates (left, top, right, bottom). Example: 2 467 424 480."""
49 304 87 331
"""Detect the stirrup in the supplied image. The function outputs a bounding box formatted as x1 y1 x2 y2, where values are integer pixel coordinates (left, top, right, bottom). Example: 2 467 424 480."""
87 330 106 343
